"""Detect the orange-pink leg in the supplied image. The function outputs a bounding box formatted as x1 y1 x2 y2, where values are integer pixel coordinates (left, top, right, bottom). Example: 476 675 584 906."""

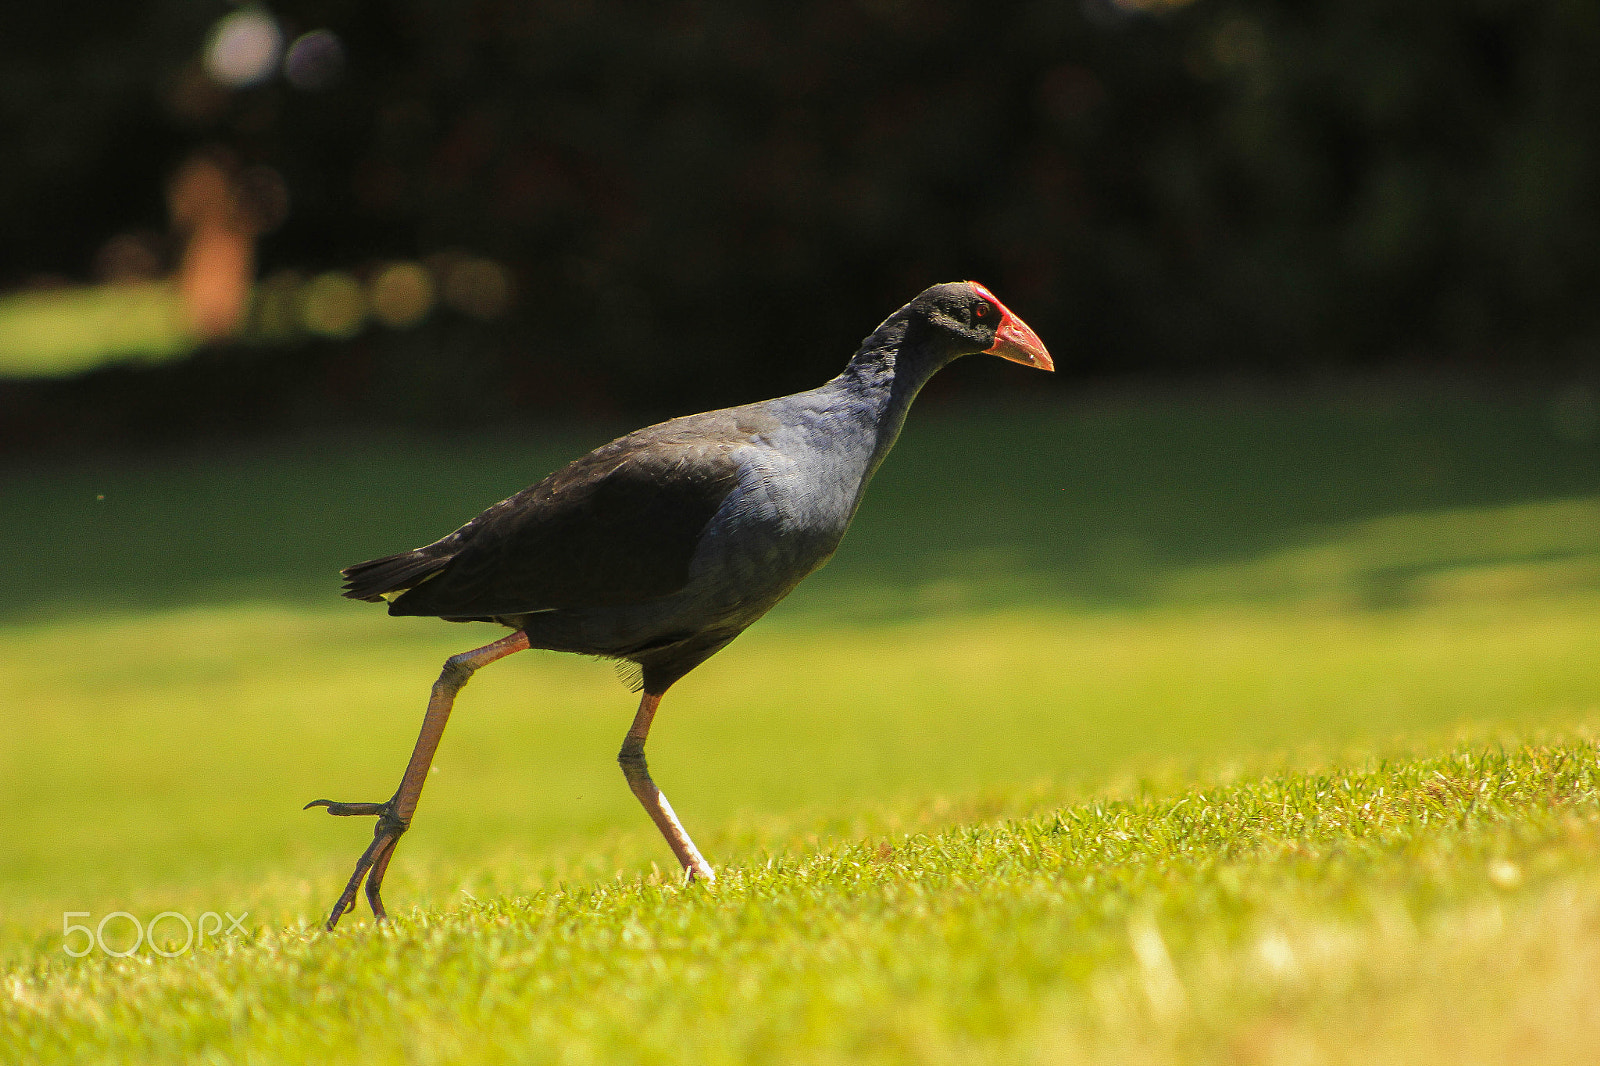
306 629 531 930
618 691 715 882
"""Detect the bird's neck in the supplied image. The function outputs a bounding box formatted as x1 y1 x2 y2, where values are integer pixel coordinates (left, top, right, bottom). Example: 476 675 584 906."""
820 319 954 477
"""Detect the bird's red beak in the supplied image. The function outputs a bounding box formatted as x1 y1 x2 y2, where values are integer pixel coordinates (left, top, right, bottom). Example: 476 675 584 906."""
970 282 1054 371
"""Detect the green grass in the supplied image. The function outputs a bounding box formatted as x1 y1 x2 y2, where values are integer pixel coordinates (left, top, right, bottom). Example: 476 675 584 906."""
7 735 1600 1064
3 389 1600 1062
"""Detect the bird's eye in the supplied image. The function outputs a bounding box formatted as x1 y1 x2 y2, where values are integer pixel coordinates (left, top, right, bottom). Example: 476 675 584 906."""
975 303 990 319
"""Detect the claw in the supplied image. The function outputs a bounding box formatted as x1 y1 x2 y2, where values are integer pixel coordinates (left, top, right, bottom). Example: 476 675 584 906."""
305 799 389 817
307 797 409 930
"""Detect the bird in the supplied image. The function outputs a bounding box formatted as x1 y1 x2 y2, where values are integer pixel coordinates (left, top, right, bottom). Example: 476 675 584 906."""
306 280 1052 930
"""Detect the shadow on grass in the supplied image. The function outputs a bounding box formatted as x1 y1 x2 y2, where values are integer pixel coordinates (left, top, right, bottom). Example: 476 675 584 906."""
2 385 1598 625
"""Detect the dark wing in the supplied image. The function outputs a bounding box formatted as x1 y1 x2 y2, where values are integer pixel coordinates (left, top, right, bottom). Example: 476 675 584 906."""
343 427 748 620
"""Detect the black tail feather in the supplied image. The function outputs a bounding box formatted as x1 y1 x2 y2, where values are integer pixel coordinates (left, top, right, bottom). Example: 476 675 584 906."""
340 549 453 603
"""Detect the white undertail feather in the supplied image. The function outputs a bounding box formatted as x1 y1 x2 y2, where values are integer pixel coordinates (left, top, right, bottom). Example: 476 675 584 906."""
380 568 442 601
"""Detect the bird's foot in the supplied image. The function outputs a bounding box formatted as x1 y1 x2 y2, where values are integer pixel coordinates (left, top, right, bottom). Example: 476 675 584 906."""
304 796 409 930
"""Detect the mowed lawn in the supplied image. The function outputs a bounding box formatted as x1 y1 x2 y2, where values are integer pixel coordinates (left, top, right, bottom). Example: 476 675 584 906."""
3 389 1600 1063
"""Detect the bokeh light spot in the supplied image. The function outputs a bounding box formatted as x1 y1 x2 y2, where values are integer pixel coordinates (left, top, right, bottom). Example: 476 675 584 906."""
300 272 366 337
250 270 304 342
370 262 435 328
284 30 345 91
204 9 284 89
443 257 513 320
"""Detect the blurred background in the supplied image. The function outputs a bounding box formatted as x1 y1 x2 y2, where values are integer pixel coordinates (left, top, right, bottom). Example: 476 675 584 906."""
3 0 1598 450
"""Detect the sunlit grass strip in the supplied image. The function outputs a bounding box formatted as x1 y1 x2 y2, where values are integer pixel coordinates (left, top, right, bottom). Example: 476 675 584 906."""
5 737 1598 1065
0 282 195 376
0 254 507 378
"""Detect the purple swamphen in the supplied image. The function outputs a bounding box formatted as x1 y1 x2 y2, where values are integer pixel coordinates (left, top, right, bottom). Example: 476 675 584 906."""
307 281 1052 929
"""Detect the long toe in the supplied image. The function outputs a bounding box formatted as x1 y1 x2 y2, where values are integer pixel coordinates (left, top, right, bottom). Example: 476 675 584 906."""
321 823 406 930
363 836 403 922
305 799 390 817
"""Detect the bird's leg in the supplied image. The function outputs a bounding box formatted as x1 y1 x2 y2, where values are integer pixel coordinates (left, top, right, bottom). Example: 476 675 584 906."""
618 691 716 883
306 629 531 930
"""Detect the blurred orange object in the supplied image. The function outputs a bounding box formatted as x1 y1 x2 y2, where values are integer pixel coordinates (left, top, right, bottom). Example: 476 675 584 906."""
167 150 286 340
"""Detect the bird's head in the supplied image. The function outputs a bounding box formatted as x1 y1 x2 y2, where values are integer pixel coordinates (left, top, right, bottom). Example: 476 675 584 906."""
905 281 1054 372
